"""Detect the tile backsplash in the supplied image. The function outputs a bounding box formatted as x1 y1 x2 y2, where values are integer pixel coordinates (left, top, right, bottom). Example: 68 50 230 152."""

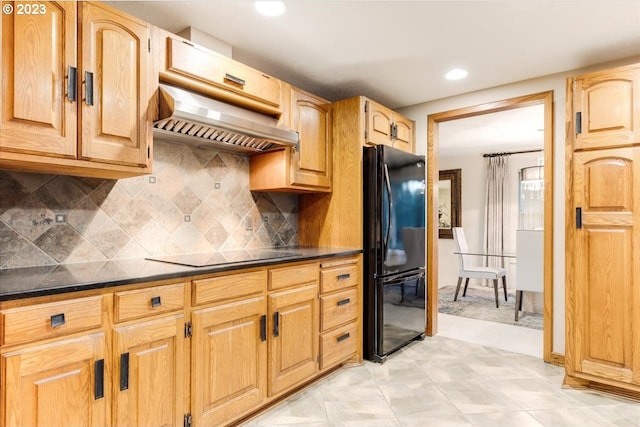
0 140 298 269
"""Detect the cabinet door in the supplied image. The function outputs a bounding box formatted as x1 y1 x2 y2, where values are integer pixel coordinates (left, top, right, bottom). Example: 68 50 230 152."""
365 100 393 147
79 2 150 167
573 64 640 150
571 147 640 385
191 297 267 427
1 333 109 427
393 113 415 153
268 283 319 396
0 1 77 158
113 315 185 427
290 89 332 189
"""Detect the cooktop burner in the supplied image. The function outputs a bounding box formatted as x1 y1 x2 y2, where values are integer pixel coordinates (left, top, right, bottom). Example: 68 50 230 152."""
145 249 302 268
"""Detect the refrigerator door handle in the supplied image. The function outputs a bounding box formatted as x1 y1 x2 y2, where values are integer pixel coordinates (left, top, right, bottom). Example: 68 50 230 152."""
383 164 393 262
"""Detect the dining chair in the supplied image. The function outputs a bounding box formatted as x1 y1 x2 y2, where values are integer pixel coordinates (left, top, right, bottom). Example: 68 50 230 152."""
452 227 507 308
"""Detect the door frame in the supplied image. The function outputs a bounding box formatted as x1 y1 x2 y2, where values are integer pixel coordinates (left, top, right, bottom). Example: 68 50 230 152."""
425 91 555 363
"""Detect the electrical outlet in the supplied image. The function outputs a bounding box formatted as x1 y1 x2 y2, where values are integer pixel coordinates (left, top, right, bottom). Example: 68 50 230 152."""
245 217 253 231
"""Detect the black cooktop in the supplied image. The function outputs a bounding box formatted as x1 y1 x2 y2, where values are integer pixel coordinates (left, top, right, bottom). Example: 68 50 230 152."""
145 249 302 268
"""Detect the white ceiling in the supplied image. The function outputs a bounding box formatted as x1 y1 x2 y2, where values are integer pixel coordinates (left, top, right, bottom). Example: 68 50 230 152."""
108 0 640 109
438 104 545 158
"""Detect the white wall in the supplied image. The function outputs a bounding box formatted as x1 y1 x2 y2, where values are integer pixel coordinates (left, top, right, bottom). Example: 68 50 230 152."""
438 152 542 291
398 54 640 355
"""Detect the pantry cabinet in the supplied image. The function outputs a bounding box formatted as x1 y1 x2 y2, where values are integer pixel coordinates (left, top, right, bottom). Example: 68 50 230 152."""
566 63 640 395
365 99 415 153
0 1 153 178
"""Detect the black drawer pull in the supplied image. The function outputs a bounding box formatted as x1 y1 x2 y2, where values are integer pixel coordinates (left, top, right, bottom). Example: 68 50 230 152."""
151 296 161 307
84 71 94 106
224 73 246 87
94 359 104 400
337 273 351 281
260 315 267 342
337 333 350 343
120 352 129 391
67 66 77 102
337 298 351 306
50 313 66 328
273 312 280 337
576 207 582 229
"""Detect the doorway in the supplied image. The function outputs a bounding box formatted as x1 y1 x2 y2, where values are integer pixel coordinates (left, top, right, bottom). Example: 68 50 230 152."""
425 91 555 363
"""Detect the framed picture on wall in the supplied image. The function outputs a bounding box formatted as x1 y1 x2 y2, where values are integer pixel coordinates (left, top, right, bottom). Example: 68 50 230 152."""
438 169 461 239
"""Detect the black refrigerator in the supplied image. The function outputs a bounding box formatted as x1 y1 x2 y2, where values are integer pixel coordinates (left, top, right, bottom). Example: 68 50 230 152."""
363 144 426 362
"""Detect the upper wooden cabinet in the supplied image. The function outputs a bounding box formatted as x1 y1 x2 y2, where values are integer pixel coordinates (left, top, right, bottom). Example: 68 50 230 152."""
365 99 415 153
573 64 640 151
158 30 282 116
250 85 332 192
0 1 153 178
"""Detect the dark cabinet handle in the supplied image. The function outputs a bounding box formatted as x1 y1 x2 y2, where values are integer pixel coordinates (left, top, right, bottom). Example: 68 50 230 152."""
67 66 77 102
260 315 267 342
337 333 350 343
85 71 94 106
576 207 582 229
576 112 582 134
273 312 279 338
94 359 104 400
337 273 351 281
151 296 161 307
50 313 65 328
224 73 246 87
337 298 351 306
120 353 129 391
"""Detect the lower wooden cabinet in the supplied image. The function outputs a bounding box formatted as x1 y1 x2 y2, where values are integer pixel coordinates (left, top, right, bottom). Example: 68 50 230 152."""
191 296 267 426
1 332 110 427
113 314 185 427
268 283 319 395
0 256 361 427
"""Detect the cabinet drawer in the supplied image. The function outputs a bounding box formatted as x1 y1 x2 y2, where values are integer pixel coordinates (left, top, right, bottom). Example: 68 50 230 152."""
114 283 184 322
320 261 358 293
320 322 358 370
0 296 103 346
165 37 280 108
321 288 358 331
192 270 266 306
269 263 318 290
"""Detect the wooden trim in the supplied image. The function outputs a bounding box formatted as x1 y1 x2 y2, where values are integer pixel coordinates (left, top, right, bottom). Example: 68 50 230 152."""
426 91 555 364
550 352 566 367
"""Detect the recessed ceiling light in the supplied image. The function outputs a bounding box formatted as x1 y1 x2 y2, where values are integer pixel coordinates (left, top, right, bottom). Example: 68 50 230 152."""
255 1 286 17
445 68 468 81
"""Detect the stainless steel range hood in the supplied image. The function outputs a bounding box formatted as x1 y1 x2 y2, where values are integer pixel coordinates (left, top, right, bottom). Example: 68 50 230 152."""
154 84 298 153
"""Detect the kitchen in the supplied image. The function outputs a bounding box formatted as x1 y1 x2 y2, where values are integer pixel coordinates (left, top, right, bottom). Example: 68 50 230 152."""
1 1 640 426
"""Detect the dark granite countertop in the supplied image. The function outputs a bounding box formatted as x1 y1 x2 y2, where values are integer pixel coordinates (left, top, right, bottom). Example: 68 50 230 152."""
0 247 361 302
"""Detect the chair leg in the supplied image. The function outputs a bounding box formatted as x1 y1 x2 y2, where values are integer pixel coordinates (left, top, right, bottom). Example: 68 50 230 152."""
463 278 470 296
502 276 508 301
454 277 463 301
493 279 499 308
515 290 522 321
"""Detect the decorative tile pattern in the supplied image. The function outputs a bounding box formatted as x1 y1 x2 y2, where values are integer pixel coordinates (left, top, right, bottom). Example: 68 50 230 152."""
0 140 298 268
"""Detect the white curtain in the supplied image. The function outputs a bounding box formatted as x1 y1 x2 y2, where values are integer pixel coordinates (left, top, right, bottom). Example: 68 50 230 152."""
484 155 509 270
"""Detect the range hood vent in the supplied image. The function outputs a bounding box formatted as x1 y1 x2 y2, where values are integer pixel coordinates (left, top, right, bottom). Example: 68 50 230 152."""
154 84 298 153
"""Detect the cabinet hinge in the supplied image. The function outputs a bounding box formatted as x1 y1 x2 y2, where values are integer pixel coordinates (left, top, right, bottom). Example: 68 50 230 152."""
184 322 192 338
148 38 151 53
575 112 582 134
183 413 192 427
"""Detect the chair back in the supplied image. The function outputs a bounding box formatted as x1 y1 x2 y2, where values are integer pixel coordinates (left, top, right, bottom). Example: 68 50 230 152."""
452 227 473 271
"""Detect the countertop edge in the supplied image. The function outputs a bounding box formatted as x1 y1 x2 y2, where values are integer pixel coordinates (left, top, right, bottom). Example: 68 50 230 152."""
0 248 362 302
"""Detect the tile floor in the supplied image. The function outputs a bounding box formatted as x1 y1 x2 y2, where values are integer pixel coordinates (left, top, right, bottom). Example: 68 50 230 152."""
240 314 640 426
